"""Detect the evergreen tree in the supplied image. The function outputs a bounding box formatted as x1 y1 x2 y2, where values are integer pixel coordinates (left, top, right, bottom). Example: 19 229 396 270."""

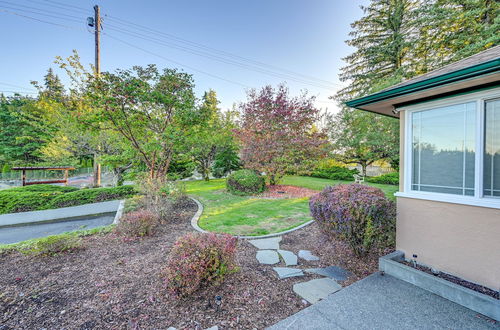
411 0 499 73
337 0 418 101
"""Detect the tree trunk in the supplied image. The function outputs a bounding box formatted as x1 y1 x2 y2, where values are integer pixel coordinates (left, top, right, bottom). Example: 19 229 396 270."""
361 162 367 177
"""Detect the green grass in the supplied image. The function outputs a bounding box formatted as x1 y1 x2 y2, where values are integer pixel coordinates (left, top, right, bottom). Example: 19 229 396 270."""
186 175 398 236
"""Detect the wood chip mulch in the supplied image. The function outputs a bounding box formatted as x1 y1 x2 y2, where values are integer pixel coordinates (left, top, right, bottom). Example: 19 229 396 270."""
258 185 318 199
0 200 388 330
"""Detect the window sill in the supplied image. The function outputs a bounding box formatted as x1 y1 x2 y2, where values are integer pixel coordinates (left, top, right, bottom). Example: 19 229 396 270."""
394 192 500 210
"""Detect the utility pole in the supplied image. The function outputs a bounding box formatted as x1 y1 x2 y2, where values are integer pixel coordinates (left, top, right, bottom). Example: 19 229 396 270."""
92 4 102 187
94 5 100 74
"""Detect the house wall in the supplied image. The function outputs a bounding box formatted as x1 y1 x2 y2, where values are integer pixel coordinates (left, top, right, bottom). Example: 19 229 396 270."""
396 197 500 290
396 102 500 289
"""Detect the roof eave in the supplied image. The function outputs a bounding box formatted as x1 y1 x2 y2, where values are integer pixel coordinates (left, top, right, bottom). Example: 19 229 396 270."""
345 58 500 112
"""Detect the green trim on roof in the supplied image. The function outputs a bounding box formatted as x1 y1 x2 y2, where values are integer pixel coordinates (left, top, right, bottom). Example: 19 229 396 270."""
345 58 500 108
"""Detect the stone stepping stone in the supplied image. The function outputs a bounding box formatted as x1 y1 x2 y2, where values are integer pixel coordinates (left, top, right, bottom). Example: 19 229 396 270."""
293 278 342 304
273 267 304 279
256 250 280 264
298 250 319 261
278 249 298 266
305 266 352 281
248 236 282 250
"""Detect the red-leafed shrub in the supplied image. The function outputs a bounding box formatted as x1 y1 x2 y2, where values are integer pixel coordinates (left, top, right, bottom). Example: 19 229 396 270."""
163 232 238 297
115 209 159 238
309 184 396 256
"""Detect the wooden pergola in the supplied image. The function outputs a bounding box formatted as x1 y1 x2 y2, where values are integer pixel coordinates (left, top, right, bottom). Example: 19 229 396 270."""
12 166 75 186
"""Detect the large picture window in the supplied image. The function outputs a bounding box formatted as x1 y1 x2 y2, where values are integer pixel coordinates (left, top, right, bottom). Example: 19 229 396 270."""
484 99 500 198
411 102 476 196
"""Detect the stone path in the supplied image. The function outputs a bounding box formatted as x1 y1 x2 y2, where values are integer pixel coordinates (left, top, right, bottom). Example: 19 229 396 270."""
256 250 280 264
249 236 353 305
293 278 342 304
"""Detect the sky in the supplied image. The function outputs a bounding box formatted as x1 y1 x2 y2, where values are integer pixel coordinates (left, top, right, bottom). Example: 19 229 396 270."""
0 0 368 112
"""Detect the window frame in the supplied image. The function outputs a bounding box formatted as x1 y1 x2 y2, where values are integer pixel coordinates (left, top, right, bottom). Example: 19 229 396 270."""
395 88 500 209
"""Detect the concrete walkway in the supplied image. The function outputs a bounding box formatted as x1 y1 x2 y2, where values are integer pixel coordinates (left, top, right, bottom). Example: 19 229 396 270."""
268 273 499 330
0 200 122 227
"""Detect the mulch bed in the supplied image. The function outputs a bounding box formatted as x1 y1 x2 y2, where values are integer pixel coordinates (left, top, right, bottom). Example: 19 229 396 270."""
401 261 499 300
0 200 385 329
258 185 318 199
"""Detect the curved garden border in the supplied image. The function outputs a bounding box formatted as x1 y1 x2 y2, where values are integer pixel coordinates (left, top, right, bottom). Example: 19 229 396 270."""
188 196 315 239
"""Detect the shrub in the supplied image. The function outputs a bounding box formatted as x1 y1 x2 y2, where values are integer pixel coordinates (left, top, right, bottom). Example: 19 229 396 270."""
115 209 159 238
163 232 238 297
310 161 358 181
6 184 78 193
47 185 136 209
0 185 136 214
0 191 63 214
309 184 396 256
226 169 265 196
366 172 399 185
21 235 82 256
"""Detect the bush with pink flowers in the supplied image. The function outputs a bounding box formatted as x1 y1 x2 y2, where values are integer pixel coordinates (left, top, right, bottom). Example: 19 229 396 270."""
309 184 396 256
163 232 238 297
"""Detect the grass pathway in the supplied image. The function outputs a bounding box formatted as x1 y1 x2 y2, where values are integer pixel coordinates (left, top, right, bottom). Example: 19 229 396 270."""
185 176 398 236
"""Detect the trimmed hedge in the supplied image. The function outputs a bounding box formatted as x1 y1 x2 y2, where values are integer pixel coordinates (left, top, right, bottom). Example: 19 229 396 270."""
310 165 358 181
366 172 399 185
0 185 136 214
226 169 265 196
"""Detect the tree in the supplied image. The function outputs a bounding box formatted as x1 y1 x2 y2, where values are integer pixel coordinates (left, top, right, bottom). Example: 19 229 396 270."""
0 95 55 165
87 64 197 181
328 109 399 176
337 0 417 101
410 0 499 74
236 84 327 185
186 90 237 181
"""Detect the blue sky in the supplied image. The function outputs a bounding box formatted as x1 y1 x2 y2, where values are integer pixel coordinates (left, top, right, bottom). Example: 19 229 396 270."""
0 0 367 112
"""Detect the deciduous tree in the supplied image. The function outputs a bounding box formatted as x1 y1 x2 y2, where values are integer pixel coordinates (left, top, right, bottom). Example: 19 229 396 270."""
236 84 327 185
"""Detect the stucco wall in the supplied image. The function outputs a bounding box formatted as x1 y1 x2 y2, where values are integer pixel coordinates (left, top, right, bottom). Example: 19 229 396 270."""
396 197 500 290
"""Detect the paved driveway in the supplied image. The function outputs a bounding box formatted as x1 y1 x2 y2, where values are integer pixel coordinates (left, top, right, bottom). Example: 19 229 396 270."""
268 273 499 330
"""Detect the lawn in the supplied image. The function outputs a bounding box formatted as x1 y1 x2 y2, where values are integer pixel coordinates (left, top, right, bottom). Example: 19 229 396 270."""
186 175 398 236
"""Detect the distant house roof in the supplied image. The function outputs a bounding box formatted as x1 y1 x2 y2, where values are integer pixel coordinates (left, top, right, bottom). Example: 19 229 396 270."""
346 45 500 117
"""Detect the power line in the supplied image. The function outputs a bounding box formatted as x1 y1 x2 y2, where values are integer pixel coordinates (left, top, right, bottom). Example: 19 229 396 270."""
103 23 336 90
104 14 342 87
19 0 339 87
103 33 250 89
33 0 89 14
0 1 83 20
0 82 37 91
0 8 82 30
0 3 82 24
6 1 342 91
0 90 38 94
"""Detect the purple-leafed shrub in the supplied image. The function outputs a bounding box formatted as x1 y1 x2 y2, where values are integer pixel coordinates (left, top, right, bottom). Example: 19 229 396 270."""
309 184 396 256
163 232 238 297
115 209 159 238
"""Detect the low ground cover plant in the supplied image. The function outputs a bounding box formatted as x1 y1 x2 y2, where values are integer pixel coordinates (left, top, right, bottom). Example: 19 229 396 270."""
114 209 159 238
226 169 265 196
20 234 82 256
309 183 396 256
163 232 238 297
366 172 399 185
0 185 136 214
